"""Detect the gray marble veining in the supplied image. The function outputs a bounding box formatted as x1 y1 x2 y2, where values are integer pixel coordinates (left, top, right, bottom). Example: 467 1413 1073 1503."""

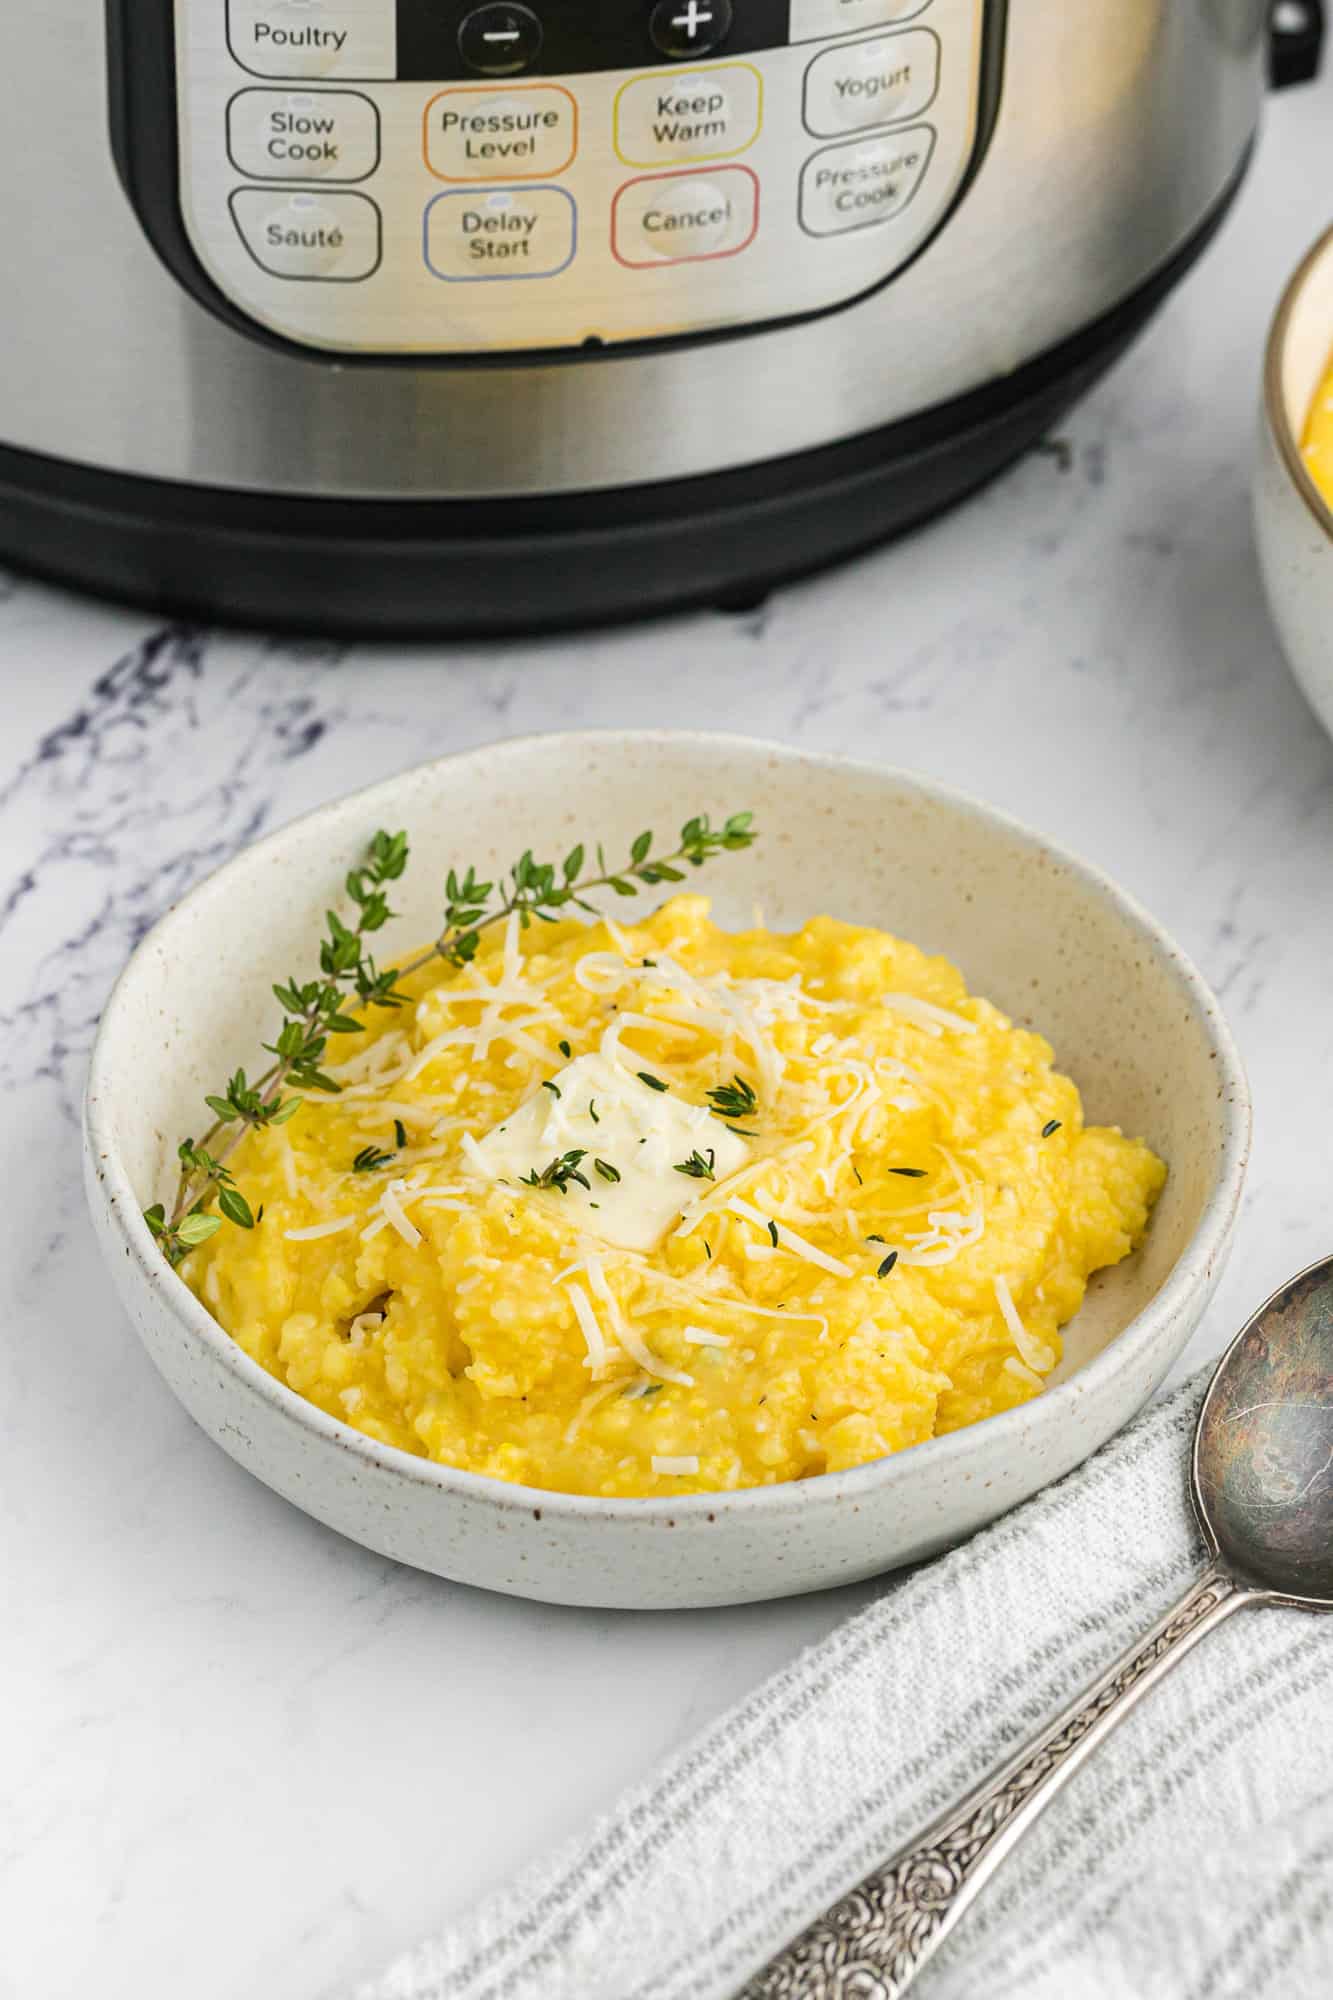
3 72 1333 2000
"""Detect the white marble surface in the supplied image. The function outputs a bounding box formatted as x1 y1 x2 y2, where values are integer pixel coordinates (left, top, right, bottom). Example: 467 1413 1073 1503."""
4 72 1333 2000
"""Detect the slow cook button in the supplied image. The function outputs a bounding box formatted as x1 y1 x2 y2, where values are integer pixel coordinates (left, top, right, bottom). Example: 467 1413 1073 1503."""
803 27 940 137
614 64 762 167
227 0 397 81
424 186 576 279
227 89 381 180
229 187 382 278
789 0 932 43
612 167 758 267
424 85 577 181
799 125 936 235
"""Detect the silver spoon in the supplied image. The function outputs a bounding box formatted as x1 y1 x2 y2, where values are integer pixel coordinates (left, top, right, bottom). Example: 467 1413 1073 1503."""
741 1255 1333 2000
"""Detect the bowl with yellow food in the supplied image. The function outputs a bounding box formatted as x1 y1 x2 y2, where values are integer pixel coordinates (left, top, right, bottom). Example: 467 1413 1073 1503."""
84 732 1249 1609
1256 218 1333 736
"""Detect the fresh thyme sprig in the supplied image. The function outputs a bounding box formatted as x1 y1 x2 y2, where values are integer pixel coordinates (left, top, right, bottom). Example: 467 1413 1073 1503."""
706 1075 757 1132
521 1149 591 1195
146 829 410 1264
146 810 758 1265
396 810 758 978
674 1148 717 1181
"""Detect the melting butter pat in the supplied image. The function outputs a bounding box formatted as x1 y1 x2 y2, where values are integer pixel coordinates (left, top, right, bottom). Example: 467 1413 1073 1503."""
472 1052 751 1251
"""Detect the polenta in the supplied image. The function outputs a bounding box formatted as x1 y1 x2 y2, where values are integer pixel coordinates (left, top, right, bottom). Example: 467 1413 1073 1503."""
183 896 1165 1497
1303 343 1333 511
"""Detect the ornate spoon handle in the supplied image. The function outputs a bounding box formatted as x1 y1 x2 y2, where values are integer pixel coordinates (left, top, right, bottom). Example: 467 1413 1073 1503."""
737 1566 1248 2000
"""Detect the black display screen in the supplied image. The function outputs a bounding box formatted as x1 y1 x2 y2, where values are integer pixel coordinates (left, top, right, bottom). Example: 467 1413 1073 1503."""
396 0 793 81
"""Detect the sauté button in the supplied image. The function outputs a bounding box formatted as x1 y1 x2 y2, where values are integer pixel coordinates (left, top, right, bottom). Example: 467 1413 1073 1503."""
227 89 381 181
803 27 940 137
226 0 397 81
457 3 544 76
229 187 382 278
648 0 733 60
424 186 576 279
799 125 935 235
612 166 757 266
615 64 761 167
425 85 576 180
789 0 932 43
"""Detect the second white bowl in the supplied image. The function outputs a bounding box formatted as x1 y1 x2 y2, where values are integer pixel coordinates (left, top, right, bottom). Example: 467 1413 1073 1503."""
84 733 1249 1608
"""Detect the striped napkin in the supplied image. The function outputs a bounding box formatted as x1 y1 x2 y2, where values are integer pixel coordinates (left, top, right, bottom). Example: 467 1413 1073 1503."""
359 1376 1333 2000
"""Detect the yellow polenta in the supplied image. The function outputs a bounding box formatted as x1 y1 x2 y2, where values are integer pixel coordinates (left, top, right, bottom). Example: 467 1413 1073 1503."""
1303 343 1333 511
184 896 1165 1497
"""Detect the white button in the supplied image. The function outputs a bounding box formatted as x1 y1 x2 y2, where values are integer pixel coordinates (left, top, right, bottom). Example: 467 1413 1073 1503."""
425 86 577 181
800 125 936 235
230 188 382 278
226 89 380 180
790 0 932 43
613 168 758 267
227 0 397 81
424 187 576 280
615 64 762 167
803 28 940 137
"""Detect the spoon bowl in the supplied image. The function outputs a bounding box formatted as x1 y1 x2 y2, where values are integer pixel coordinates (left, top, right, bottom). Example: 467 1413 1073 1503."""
1195 1255 1333 1607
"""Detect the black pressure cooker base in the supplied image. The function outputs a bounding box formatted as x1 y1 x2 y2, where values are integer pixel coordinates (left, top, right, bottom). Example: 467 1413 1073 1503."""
0 164 1242 640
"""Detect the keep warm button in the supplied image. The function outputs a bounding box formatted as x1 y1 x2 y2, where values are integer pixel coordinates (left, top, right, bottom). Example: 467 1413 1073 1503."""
425 186 576 280
615 64 762 167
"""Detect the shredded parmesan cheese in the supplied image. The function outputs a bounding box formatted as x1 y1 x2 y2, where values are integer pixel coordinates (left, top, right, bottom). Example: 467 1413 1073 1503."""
683 1326 731 1349
727 1196 854 1278
652 1455 700 1477
380 1179 423 1248
993 1274 1056 1374
283 1215 356 1242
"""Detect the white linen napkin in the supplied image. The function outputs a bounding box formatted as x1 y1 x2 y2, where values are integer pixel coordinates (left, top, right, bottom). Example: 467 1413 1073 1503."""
359 1376 1333 2000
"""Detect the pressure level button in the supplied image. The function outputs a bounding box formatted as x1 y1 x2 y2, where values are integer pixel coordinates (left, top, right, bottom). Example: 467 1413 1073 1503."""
458 3 544 76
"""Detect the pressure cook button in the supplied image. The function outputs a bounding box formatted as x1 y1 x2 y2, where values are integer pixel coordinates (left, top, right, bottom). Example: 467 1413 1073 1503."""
227 89 381 181
789 0 931 43
457 3 544 76
614 64 761 167
799 125 936 235
425 84 577 180
803 27 940 137
424 186 576 279
229 188 382 279
648 0 733 60
226 0 397 81
612 166 757 266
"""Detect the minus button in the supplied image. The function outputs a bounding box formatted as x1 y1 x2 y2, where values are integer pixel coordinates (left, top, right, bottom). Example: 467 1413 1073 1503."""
457 3 544 76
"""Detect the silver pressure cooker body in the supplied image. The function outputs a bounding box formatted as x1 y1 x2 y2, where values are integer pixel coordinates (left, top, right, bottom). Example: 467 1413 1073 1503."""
0 2 1321 631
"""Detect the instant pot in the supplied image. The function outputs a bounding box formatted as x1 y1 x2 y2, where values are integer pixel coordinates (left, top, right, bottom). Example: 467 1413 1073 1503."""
0 2 1323 632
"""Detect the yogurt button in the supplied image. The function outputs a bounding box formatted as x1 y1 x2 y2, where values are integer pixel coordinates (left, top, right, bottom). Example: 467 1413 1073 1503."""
613 167 758 267
229 188 382 278
803 27 940 137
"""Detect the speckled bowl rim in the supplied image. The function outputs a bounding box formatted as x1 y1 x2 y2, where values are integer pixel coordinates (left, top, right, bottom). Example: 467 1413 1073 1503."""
1264 216 1333 545
86 730 1251 1528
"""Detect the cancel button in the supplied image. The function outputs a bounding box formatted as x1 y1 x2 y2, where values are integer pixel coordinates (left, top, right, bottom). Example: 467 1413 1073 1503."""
613 167 758 267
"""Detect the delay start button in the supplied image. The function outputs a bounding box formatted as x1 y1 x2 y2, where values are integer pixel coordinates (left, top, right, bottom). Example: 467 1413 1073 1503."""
799 125 936 235
424 186 577 280
612 166 758 267
229 187 382 279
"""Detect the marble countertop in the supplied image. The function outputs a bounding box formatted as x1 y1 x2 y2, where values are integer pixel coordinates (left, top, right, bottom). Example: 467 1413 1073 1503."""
5 72 1333 2000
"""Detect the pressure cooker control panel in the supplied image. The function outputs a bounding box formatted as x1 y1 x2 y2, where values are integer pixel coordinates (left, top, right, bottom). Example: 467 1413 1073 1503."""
169 0 996 355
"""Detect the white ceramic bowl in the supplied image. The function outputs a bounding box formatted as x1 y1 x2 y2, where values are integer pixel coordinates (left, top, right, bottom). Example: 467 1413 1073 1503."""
85 732 1250 1610
1255 219 1333 736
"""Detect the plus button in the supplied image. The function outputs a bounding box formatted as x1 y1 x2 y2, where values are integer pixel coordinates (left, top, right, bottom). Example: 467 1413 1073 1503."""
648 0 734 59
